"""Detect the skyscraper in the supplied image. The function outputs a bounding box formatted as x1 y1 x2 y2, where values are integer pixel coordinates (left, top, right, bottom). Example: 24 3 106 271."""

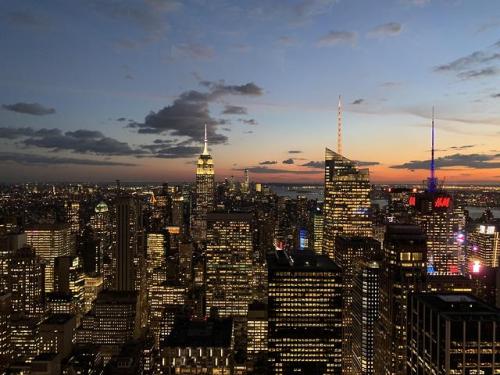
408 293 500 375
313 206 324 254
467 223 499 268
0 293 11 373
193 125 215 241
112 197 144 292
351 252 382 375
411 191 464 275
26 224 73 293
335 236 380 375
268 250 343 374
375 224 427 375
410 109 465 275
206 212 253 317
322 149 372 260
8 246 45 318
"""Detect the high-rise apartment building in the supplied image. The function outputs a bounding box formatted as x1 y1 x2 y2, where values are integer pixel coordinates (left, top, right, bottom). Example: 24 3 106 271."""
322 148 372 260
375 224 427 375
268 250 343 374
407 293 500 375
206 212 254 317
26 224 72 293
193 125 215 241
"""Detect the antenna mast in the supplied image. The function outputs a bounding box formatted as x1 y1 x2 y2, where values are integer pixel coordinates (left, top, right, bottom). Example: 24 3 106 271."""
428 106 437 192
337 95 342 155
202 124 209 155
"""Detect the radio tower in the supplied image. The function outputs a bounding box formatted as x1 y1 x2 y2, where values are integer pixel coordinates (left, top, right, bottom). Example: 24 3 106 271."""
337 95 342 155
428 106 437 192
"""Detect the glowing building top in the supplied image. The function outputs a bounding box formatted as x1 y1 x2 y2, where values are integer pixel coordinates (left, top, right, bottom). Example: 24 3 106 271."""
197 124 214 176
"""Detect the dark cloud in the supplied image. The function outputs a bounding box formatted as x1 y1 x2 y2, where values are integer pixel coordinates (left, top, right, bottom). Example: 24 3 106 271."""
491 93 500 98
130 80 263 146
259 160 277 165
316 31 356 47
380 81 402 88
449 145 476 150
355 160 380 166
124 74 134 80
116 117 128 122
282 158 295 165
367 22 402 38
351 98 364 105
173 43 215 60
457 67 499 80
301 160 325 168
239 118 258 125
288 150 302 154
2 102 55 115
244 130 254 134
4 9 50 29
236 166 320 175
222 105 247 115
391 153 500 170
0 152 135 167
434 47 500 81
0 127 36 139
151 146 201 159
0 126 143 156
434 51 500 72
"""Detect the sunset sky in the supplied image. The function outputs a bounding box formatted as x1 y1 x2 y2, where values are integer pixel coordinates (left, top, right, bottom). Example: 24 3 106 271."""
1 0 500 184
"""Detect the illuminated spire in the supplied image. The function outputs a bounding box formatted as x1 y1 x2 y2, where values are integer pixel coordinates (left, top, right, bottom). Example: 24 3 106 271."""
337 95 342 156
428 106 437 192
202 123 209 155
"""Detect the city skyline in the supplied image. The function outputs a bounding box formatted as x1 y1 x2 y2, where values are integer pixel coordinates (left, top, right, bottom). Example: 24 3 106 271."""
1 0 500 183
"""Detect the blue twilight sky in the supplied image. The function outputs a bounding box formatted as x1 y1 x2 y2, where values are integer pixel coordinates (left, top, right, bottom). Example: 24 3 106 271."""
0 0 500 183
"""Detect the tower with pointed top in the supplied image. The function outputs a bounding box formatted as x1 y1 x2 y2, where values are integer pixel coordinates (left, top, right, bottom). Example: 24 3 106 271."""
428 106 437 192
193 124 215 241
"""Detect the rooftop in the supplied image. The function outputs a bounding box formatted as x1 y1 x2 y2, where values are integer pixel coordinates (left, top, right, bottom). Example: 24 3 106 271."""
267 250 341 272
413 293 500 320
164 318 233 348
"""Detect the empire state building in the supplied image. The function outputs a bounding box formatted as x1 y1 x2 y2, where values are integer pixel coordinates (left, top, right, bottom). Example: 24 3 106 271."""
193 124 215 241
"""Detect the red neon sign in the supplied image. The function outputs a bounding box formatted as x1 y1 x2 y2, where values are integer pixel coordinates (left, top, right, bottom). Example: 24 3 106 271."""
434 197 451 208
409 196 416 206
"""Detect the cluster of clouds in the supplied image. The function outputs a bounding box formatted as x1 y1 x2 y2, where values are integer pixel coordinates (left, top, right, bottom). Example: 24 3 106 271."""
434 42 500 80
391 153 500 170
3 102 55 116
316 22 403 47
127 79 263 158
0 78 264 164
249 155 380 175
